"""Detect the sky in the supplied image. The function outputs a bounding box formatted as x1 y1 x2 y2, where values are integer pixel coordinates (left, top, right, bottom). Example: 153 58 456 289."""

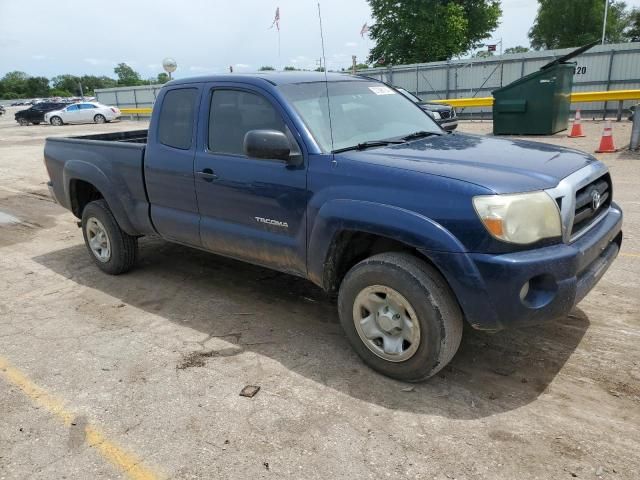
1 0 639 79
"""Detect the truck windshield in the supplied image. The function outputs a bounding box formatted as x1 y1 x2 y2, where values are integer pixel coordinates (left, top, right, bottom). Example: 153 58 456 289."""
279 80 441 153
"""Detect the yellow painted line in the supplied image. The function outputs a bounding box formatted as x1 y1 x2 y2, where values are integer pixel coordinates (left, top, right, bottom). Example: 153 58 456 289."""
620 252 640 258
0 356 160 480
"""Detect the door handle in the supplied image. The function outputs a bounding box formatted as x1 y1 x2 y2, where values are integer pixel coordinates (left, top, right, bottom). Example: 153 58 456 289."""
197 168 218 182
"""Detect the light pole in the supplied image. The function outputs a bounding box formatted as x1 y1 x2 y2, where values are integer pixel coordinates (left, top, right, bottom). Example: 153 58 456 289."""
602 0 609 44
162 58 177 81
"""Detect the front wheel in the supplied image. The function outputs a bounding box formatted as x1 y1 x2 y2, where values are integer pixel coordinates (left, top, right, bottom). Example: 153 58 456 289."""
81 200 138 275
338 252 463 382
18 118 29 126
50 116 63 126
94 114 106 124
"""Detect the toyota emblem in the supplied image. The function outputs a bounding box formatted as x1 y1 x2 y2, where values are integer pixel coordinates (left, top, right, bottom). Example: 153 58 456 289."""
591 190 601 210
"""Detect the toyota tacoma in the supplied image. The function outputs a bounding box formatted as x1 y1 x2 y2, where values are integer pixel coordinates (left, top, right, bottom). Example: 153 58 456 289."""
44 73 622 381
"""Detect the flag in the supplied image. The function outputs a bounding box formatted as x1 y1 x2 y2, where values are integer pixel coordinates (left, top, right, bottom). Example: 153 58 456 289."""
360 22 369 38
270 7 280 31
487 44 497 52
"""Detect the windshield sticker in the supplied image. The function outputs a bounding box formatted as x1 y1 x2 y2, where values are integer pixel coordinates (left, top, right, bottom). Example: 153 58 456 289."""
368 86 395 96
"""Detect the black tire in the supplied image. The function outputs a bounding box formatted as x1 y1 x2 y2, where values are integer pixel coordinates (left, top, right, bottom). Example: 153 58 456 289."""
81 200 138 275
50 116 63 126
338 252 463 382
33 121 40 125
18 118 29 126
94 114 106 124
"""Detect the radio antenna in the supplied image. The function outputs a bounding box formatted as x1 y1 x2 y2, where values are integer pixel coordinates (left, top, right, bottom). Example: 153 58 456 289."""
317 1 335 152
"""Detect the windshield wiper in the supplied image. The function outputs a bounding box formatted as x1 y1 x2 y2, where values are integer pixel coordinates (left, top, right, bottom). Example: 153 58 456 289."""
401 131 442 141
332 139 404 154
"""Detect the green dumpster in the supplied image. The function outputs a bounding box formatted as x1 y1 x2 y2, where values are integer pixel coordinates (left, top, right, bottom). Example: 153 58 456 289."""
492 42 596 135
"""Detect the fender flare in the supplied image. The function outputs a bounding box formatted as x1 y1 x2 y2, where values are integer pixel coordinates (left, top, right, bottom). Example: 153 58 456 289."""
62 160 138 235
307 199 466 289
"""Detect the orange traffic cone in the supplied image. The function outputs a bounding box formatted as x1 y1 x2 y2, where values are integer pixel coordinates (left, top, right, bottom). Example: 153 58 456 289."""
595 121 617 153
568 109 585 138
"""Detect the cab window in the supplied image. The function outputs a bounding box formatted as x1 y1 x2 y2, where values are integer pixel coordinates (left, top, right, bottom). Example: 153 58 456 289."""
158 88 198 150
208 89 300 157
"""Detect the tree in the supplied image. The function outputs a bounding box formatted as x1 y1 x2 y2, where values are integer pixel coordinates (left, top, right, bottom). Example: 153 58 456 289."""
627 8 640 42
367 0 501 64
49 89 73 97
80 75 117 94
283 66 297 71
529 0 630 49
0 71 30 97
505 46 530 54
25 77 50 97
51 75 81 95
259 66 275 71
114 63 142 86
157 72 169 83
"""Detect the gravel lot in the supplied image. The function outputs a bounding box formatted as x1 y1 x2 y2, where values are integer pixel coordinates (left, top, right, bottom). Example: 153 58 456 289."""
1 107 639 479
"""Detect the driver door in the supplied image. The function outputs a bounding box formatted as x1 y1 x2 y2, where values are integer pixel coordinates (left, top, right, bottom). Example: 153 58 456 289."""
193 84 308 275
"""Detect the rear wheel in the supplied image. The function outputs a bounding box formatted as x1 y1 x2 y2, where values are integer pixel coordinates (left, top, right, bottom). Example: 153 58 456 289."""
18 118 29 126
94 114 106 124
32 121 41 125
50 116 63 126
338 252 463 382
81 200 138 275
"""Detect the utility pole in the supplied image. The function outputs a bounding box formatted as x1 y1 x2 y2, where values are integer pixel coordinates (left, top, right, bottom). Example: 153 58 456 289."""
602 0 609 44
352 55 357 75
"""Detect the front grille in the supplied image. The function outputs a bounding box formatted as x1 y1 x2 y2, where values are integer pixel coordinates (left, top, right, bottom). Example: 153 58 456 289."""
571 173 611 237
439 110 451 119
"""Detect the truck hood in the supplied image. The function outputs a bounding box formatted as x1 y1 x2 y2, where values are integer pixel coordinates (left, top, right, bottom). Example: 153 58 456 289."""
345 133 598 193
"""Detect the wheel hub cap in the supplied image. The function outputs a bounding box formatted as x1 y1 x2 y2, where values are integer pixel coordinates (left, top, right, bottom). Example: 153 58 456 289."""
86 217 111 262
353 285 421 362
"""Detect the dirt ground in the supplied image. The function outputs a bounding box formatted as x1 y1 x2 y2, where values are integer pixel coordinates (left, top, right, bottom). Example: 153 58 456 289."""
0 107 639 480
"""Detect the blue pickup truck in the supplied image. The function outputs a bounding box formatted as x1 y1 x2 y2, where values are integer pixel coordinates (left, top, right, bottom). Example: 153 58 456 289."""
45 72 622 381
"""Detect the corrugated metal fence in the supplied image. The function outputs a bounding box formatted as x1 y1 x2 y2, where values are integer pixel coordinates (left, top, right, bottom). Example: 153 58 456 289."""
359 42 640 118
95 84 163 111
96 42 640 118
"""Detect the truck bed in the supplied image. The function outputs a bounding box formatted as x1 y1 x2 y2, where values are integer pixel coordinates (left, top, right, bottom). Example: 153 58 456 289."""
59 129 148 144
44 129 155 237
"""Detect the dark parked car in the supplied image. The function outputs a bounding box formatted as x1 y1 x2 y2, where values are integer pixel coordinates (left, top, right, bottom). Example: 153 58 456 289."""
395 87 458 131
0 105 5 116
15 102 68 126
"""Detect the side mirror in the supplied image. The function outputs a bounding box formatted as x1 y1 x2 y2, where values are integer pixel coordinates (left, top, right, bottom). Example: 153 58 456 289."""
243 129 291 162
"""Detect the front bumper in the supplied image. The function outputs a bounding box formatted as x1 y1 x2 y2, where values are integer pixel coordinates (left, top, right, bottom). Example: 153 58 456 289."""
424 203 622 331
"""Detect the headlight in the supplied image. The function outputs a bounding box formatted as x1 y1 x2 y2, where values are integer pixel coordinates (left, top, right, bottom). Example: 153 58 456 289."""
473 191 561 244
430 111 441 120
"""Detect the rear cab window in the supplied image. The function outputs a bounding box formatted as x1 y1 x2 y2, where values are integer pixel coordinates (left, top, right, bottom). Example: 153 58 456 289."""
158 88 198 150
